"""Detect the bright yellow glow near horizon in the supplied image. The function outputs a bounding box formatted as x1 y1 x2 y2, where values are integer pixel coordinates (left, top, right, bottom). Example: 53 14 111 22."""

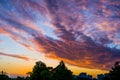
68 65 108 78
0 55 108 78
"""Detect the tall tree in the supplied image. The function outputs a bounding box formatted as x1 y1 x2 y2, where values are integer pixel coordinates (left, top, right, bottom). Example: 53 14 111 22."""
109 61 120 80
52 61 74 80
30 61 48 80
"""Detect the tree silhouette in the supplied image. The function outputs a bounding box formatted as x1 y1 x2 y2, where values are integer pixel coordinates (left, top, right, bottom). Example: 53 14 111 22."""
109 61 120 80
52 60 74 80
40 69 52 80
3 60 120 80
30 61 52 80
0 71 10 80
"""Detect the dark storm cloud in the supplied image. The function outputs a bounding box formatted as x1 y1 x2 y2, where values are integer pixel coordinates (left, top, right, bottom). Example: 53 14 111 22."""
0 0 120 70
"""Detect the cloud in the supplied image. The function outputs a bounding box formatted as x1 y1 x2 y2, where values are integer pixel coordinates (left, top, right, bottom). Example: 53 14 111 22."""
0 0 120 70
0 52 29 61
33 35 120 70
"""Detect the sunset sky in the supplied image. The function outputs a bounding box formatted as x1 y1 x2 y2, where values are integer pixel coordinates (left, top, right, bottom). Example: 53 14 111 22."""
0 0 120 78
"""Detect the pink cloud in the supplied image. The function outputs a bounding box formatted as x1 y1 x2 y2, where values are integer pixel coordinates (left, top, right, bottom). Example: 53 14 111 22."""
0 52 29 61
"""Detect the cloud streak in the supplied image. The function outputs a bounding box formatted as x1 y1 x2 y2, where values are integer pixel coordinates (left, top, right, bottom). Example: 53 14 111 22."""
0 0 120 70
0 52 29 61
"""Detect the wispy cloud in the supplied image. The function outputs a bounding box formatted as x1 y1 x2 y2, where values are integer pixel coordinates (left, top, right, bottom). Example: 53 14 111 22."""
0 0 120 70
0 52 29 61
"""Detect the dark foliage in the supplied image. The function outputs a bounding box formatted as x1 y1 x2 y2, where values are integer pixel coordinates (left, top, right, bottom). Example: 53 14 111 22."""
109 61 120 80
0 61 120 80
30 60 74 80
0 71 10 80
30 61 50 80
52 61 74 80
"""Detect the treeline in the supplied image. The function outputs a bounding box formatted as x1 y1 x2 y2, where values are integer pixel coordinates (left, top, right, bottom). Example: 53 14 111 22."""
0 61 120 80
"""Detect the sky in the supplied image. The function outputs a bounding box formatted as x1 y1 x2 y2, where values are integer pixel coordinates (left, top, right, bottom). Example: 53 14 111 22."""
0 0 120 78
